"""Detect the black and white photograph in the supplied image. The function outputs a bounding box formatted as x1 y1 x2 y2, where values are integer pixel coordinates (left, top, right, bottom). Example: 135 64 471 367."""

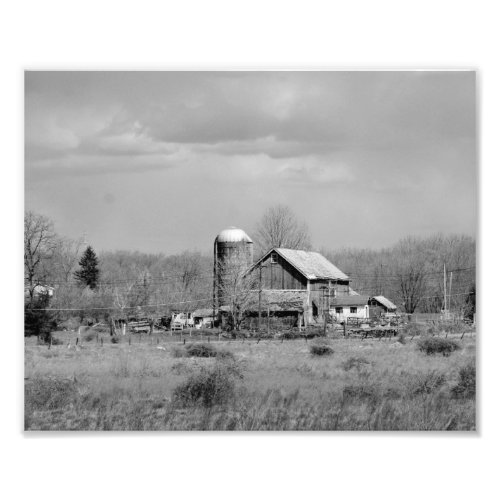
24 70 477 431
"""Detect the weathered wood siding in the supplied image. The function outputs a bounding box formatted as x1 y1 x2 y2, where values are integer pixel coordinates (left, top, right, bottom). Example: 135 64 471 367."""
251 251 307 290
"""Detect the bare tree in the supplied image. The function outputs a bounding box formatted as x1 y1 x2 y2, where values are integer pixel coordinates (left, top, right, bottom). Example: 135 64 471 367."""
217 255 259 330
52 236 85 283
255 205 311 254
393 237 428 313
24 211 58 306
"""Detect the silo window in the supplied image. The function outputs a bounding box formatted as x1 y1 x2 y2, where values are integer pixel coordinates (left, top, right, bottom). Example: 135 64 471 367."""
270 254 277 264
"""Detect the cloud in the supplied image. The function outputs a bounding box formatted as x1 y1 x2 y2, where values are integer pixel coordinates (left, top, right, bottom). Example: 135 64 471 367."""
24 71 476 253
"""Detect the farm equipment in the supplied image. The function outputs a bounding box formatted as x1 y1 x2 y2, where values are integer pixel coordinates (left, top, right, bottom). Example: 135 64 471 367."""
170 312 194 331
348 325 398 339
128 319 153 334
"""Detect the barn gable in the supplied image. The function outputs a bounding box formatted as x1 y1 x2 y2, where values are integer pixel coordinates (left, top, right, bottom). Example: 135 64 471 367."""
249 248 349 285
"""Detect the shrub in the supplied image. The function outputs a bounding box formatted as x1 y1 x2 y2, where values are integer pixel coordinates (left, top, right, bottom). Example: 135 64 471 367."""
417 337 460 356
50 335 63 345
402 322 428 337
83 331 97 342
309 340 334 356
342 383 379 401
111 336 120 344
24 295 57 341
58 317 81 331
173 343 234 360
173 364 238 407
451 363 476 398
396 333 407 345
410 371 447 395
25 378 77 411
341 356 370 371
36 334 63 346
280 331 301 340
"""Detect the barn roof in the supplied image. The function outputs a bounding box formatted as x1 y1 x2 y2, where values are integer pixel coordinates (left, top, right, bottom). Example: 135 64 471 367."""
254 290 307 312
371 295 398 311
253 248 349 281
218 291 307 313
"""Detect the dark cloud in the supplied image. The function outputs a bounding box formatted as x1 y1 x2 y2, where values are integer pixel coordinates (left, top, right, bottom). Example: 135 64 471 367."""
24 71 476 253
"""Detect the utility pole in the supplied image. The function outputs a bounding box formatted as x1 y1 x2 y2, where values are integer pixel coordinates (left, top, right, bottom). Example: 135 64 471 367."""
258 264 267 332
213 240 217 330
258 264 262 331
322 285 330 336
443 263 447 313
449 271 453 316
267 306 270 336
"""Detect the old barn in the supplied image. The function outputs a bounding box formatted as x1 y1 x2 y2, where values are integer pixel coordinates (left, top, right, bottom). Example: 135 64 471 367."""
247 248 352 326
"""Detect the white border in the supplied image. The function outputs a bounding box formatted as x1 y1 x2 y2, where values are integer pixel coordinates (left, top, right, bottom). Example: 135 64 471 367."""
3 1 499 499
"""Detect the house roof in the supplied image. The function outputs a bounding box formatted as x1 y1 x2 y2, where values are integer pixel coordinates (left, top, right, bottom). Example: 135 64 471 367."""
371 296 398 311
332 295 370 307
253 248 349 281
332 295 398 310
192 308 216 318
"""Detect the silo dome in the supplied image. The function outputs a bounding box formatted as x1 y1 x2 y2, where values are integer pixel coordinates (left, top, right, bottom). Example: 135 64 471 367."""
215 227 253 243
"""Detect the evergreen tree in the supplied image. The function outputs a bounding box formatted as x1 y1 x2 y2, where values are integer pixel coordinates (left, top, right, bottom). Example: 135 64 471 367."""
74 246 100 289
464 283 476 321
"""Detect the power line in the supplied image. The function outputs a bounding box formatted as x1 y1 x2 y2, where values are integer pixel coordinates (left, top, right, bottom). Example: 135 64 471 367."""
39 265 476 288
31 287 475 313
31 296 214 312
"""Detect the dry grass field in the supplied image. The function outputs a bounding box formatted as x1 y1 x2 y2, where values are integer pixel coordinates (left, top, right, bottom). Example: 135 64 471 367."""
24 330 476 431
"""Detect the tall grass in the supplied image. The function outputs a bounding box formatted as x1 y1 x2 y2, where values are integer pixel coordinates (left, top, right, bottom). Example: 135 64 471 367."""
24 332 476 431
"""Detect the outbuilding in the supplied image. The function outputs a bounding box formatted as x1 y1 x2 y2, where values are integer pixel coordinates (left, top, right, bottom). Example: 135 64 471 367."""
331 294 398 321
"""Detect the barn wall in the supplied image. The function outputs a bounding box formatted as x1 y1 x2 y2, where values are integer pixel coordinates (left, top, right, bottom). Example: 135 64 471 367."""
249 251 352 326
252 252 307 290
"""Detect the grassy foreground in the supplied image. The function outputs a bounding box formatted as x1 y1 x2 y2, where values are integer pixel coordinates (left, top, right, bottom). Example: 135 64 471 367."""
24 331 476 431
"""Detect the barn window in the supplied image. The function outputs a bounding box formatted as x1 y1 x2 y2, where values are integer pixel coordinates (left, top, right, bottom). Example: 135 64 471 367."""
270 253 278 264
350 307 357 314
335 307 342 314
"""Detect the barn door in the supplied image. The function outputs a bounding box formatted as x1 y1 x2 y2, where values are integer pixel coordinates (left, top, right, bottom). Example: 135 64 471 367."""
312 301 318 318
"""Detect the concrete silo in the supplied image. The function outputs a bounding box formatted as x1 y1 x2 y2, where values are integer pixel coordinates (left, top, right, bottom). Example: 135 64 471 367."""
213 227 254 311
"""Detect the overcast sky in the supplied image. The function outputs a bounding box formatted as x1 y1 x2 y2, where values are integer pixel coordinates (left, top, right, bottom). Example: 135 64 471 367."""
25 71 476 255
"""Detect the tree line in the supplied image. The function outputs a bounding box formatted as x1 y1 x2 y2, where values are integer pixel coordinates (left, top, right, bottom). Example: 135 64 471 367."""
24 206 476 337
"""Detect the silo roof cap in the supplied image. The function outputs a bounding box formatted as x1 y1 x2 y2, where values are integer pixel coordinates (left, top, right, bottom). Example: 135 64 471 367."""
215 227 253 243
